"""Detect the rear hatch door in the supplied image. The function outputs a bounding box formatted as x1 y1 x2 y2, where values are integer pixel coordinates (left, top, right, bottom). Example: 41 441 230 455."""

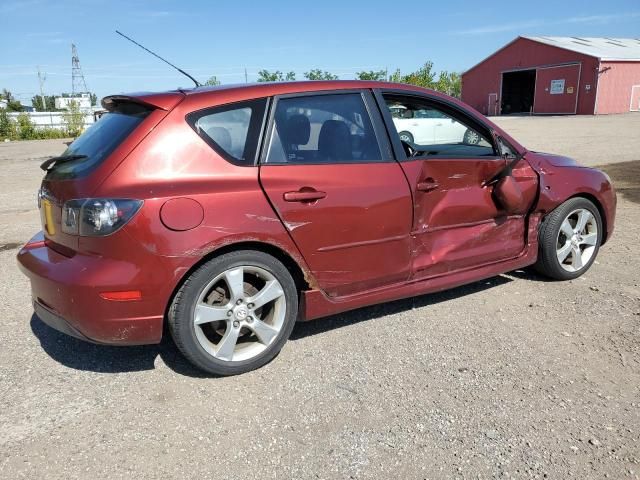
40 92 183 253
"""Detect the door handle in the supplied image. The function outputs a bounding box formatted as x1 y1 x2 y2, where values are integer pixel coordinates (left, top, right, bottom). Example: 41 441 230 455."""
417 179 439 192
283 189 327 202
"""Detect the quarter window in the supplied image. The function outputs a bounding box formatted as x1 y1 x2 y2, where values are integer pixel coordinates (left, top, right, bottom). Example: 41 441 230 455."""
383 94 496 158
187 98 267 166
265 93 383 164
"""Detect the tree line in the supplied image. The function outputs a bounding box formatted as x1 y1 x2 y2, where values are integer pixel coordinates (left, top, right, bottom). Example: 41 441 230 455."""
204 61 461 98
0 100 85 141
1 59 461 141
0 89 97 113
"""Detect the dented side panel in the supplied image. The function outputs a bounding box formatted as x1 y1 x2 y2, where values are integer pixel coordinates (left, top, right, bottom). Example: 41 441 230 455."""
259 163 413 297
399 157 539 279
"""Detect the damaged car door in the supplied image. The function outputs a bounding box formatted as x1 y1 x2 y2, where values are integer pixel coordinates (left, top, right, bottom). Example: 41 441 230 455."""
259 91 413 297
378 91 538 280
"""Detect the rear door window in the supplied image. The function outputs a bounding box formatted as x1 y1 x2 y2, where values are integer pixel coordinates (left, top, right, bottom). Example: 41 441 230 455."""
264 93 385 164
187 98 267 166
46 103 150 180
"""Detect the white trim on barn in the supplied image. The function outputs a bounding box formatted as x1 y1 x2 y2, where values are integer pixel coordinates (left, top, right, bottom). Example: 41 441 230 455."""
630 85 640 112
488 93 498 116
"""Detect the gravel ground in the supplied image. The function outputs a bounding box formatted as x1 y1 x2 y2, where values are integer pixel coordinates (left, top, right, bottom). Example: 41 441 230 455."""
0 114 639 479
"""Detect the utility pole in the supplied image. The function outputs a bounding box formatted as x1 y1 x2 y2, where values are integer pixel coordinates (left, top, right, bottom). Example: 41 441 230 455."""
244 68 248 83
37 67 47 110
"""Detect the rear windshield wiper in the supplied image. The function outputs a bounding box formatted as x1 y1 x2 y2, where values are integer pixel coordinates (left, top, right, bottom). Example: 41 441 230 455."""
40 154 88 171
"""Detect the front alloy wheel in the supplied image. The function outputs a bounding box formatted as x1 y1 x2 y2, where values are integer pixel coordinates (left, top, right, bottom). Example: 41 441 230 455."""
555 208 599 272
535 197 603 280
169 251 298 375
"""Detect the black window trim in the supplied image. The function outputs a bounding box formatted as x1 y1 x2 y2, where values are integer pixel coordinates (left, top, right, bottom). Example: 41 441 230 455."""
258 89 393 166
186 96 270 167
372 88 503 162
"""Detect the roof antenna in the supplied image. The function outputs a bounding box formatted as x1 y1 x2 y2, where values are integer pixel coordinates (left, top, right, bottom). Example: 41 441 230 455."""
115 30 201 87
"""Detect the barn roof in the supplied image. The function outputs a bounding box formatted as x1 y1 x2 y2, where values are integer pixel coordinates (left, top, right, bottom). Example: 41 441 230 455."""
523 36 640 61
463 36 640 76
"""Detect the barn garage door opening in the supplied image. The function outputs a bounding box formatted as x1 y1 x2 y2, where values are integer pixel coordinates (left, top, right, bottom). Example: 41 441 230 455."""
501 69 536 114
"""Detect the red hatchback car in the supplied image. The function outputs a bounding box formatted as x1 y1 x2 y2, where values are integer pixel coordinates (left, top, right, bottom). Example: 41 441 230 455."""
18 81 616 375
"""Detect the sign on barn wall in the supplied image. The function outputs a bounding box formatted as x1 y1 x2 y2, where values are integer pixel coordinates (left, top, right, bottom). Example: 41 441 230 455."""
550 79 565 94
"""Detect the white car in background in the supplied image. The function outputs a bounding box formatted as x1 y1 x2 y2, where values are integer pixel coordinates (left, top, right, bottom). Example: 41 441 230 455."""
389 105 481 145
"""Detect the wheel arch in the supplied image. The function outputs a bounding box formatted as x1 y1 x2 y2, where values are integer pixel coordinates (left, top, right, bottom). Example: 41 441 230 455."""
164 240 312 321
566 192 609 245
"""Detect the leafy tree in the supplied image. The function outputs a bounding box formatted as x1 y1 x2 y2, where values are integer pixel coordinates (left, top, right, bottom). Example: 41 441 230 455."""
303 69 338 80
434 71 462 98
388 69 402 83
0 109 17 139
62 100 85 137
400 61 436 89
204 75 221 86
356 70 387 81
31 95 57 111
1 89 23 111
90 93 97 106
16 113 36 140
257 70 296 82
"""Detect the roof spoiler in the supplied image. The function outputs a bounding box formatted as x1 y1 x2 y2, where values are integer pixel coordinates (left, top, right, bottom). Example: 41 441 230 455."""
101 91 184 112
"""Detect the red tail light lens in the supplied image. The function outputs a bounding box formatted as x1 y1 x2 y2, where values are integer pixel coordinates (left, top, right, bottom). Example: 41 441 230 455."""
62 199 143 236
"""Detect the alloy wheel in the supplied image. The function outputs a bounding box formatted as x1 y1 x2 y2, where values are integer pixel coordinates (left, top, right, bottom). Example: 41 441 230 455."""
192 265 286 362
556 208 599 272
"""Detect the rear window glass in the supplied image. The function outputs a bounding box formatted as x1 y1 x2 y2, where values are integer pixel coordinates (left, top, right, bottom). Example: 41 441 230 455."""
187 98 267 166
45 104 150 180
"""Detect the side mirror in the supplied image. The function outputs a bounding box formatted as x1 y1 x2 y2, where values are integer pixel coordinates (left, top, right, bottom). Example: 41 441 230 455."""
493 133 518 159
493 175 525 214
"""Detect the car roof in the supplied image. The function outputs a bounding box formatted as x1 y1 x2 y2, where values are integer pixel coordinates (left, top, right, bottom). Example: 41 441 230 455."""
181 80 425 97
105 80 440 111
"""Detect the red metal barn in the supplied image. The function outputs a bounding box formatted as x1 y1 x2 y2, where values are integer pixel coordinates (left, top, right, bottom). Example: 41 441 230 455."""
461 36 640 115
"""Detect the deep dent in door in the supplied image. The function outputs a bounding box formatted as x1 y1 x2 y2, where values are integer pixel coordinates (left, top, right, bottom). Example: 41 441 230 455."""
399 158 538 278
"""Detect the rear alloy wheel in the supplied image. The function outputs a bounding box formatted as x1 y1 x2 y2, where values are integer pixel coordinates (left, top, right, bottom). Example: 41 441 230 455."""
169 251 298 375
535 197 602 280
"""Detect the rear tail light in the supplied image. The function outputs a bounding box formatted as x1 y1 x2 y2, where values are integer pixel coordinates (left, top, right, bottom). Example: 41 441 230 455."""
61 199 143 236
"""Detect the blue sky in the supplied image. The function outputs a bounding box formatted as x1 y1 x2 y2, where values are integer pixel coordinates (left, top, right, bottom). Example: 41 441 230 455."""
1 0 639 105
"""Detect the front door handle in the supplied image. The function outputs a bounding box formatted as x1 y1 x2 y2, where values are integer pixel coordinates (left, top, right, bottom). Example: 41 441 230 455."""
417 179 439 192
283 189 327 203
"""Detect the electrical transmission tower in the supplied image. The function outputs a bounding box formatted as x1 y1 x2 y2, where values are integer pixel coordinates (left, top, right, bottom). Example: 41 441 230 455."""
71 43 88 95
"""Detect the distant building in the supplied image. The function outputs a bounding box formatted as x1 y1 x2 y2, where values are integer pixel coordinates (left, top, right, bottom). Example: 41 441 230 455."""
55 93 92 110
462 36 640 115
0 99 7 109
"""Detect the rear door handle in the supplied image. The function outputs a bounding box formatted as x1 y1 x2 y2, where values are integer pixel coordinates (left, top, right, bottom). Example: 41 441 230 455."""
417 179 439 192
283 189 327 202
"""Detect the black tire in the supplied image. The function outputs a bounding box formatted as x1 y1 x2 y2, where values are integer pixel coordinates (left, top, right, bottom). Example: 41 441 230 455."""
534 197 603 280
169 250 298 376
398 131 414 143
463 129 481 145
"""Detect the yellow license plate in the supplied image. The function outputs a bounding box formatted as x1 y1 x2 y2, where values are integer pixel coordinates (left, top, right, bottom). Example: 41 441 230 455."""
43 199 56 235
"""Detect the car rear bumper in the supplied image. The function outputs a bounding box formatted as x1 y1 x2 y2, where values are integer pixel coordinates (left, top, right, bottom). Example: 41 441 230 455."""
17 232 164 345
